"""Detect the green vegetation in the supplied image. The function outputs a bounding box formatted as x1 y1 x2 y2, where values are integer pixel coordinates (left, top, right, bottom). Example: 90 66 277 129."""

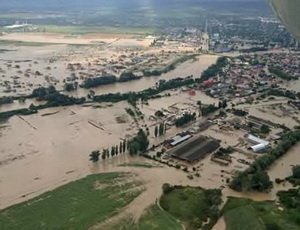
93 77 195 104
0 108 38 121
260 124 271 134
160 185 222 230
119 71 141 82
266 88 300 100
0 96 14 105
232 108 248 117
143 54 198 77
64 82 78 92
198 57 228 82
80 75 117 89
125 107 135 117
137 205 183 230
223 197 300 230
154 123 166 137
0 173 143 230
175 112 196 127
269 66 297 81
31 86 86 107
278 188 300 214
230 130 300 192
89 150 100 162
286 165 300 186
201 104 219 116
100 204 182 230
0 62 216 121
127 129 149 155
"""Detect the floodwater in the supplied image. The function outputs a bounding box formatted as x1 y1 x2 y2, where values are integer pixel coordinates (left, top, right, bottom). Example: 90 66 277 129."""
66 54 219 98
0 102 136 209
268 143 300 196
0 50 218 209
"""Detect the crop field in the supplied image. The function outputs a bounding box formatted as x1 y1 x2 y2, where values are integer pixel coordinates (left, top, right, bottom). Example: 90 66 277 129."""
223 197 300 230
0 172 143 230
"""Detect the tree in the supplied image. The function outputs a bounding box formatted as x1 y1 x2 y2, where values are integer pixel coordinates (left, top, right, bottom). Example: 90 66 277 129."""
89 150 100 162
261 124 271 134
292 165 300 179
154 126 158 137
115 145 119 155
159 123 164 136
106 149 110 158
119 142 123 154
127 129 149 155
123 140 127 152
111 146 115 157
101 150 106 160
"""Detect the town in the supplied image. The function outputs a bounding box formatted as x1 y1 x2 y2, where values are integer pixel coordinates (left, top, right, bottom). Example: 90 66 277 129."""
0 1 300 229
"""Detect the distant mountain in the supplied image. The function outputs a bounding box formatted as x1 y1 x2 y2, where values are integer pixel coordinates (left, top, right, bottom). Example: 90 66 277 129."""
0 0 267 11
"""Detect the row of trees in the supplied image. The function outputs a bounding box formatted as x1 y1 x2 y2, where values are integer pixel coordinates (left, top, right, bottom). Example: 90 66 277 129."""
89 140 127 162
266 88 300 100
175 112 196 127
143 55 198 77
0 96 14 105
230 129 300 192
269 66 296 81
64 82 78 92
93 77 195 104
154 123 166 137
80 72 141 89
201 104 219 116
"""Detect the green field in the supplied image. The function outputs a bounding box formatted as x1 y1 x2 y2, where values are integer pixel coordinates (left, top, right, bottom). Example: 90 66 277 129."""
102 204 183 230
137 204 183 230
160 186 222 230
0 172 143 230
223 197 300 230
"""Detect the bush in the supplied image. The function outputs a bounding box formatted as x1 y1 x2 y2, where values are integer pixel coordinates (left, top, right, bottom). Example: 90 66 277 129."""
162 183 174 194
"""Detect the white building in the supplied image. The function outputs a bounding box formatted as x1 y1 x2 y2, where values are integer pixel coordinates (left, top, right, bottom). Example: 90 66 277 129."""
247 134 269 153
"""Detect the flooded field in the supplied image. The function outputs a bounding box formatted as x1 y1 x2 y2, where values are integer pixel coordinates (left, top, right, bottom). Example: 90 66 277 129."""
0 102 136 208
267 143 300 196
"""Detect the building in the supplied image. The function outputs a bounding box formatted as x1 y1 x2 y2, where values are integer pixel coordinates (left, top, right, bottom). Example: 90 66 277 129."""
247 134 269 153
170 135 220 163
170 134 192 147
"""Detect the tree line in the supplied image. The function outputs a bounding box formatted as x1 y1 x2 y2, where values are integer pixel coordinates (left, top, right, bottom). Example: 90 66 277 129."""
80 72 141 89
175 112 196 127
89 140 127 162
197 56 228 83
154 123 166 137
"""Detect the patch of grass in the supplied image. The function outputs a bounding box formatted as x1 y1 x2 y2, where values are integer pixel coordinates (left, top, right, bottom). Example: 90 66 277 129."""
223 197 300 230
101 204 182 230
0 172 143 230
137 204 183 230
160 186 222 230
